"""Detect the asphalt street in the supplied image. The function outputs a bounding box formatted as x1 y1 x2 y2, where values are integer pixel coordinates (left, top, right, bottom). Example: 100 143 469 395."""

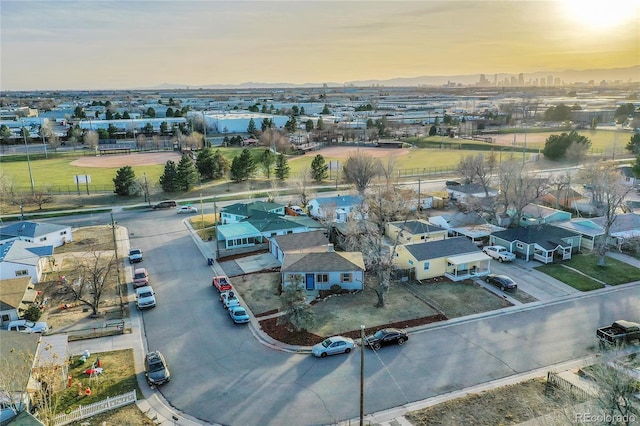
100 208 639 426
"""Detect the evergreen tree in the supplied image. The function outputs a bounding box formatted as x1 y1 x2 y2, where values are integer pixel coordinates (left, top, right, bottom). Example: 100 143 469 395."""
626 133 640 155
159 160 179 192
275 153 290 180
310 154 328 182
321 105 331 115
632 153 640 178
166 107 174 117
196 147 216 179
316 116 324 130
260 149 275 179
113 165 137 196
176 154 199 191
305 119 314 132
230 156 245 182
212 149 231 179
230 149 256 182
247 118 257 135
146 107 156 118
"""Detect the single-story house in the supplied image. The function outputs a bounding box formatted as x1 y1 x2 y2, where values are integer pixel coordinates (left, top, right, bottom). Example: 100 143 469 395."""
216 222 263 250
0 221 72 247
0 240 54 283
248 211 309 239
489 224 581 263
0 331 39 419
431 212 505 245
281 246 365 297
617 166 637 187
519 204 572 226
553 213 640 251
393 237 491 282
270 230 329 263
0 277 37 327
307 195 363 222
220 201 285 224
447 184 498 204
385 220 447 244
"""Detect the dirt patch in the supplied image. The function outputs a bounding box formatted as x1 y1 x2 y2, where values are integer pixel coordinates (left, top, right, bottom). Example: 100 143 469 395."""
406 377 567 425
70 151 181 168
292 145 410 160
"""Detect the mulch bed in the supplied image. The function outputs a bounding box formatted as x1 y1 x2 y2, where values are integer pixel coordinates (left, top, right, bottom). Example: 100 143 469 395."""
259 313 448 346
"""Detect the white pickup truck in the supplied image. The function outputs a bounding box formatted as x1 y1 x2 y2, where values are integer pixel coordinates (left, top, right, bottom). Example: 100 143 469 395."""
482 246 516 262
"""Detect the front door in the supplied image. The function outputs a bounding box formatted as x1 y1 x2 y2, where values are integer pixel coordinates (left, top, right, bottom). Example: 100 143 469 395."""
305 273 315 290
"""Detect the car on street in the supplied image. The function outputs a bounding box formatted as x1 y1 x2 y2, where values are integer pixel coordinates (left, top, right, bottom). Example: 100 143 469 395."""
128 248 143 264
6 319 49 333
144 350 170 386
364 328 408 350
228 305 250 324
212 275 232 292
177 205 198 214
133 267 149 288
482 246 516 262
312 336 355 358
220 290 240 309
152 200 177 209
485 274 518 291
136 286 157 309
445 180 461 187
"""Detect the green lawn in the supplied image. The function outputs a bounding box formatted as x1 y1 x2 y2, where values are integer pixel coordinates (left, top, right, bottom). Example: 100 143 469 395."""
536 253 640 290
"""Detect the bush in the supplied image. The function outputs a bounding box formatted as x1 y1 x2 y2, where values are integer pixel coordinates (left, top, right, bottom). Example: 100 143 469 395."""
23 305 42 321
330 284 342 294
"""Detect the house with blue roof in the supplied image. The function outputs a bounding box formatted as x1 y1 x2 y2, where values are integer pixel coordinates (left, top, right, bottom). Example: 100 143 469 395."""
307 195 363 222
0 221 72 247
0 240 54 282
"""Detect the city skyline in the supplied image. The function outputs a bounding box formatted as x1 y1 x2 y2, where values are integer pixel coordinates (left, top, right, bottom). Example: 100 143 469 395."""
1 0 639 91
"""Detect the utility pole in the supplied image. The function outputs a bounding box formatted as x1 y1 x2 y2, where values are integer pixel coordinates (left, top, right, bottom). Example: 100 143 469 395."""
110 213 123 309
360 324 365 426
21 119 35 195
417 179 421 212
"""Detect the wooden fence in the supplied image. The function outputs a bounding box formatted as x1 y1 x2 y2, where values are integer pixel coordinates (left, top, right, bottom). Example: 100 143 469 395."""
545 371 593 402
53 390 137 425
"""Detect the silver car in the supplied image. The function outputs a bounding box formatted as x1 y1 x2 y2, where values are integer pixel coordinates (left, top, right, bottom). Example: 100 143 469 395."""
312 336 355 358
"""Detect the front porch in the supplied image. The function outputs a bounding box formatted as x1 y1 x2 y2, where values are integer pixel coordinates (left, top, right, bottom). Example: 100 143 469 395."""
444 252 492 282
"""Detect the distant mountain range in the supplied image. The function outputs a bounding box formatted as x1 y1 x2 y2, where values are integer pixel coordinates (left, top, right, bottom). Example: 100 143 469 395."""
143 65 639 90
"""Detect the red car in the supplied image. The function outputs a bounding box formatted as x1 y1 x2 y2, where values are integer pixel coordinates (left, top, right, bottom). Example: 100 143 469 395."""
212 275 232 292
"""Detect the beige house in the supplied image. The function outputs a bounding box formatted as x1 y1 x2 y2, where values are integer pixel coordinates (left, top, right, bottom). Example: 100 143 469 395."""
0 276 38 327
393 237 491 281
385 220 447 244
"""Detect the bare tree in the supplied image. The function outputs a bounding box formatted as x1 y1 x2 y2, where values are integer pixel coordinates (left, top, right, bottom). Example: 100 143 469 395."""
497 158 549 224
278 275 315 332
84 130 99 154
29 190 53 210
136 133 147 150
547 172 572 210
31 342 68 426
342 154 382 194
292 166 313 207
565 141 589 164
457 153 492 195
64 248 117 316
578 161 633 265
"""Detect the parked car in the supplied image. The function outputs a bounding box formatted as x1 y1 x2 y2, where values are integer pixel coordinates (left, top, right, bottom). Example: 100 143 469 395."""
445 180 461 187
228 305 250 324
212 275 232 292
482 246 516 262
364 328 408 350
144 351 170 386
152 200 177 209
177 205 198 214
312 336 355 358
220 290 240 309
128 248 143 264
133 267 149 288
6 319 49 333
136 286 156 309
485 274 518 291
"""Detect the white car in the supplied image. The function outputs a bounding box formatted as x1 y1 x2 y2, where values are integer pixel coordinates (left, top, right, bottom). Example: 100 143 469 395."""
312 336 355 358
482 246 516 262
7 319 49 333
136 286 156 310
177 205 198 214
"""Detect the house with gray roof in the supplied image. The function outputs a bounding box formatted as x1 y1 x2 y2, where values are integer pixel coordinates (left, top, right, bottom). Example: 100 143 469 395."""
0 240 53 282
393 237 491 281
489 224 581 263
0 221 72 247
553 212 640 251
446 183 498 205
0 277 36 326
519 203 572 227
281 246 365 297
307 194 363 222
385 219 447 244
270 230 329 262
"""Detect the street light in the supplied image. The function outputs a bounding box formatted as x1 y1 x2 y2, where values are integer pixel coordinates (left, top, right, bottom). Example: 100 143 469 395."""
21 119 35 196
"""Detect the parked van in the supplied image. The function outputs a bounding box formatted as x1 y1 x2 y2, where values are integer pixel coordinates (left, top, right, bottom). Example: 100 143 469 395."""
152 200 177 209
133 267 149 288
136 286 156 310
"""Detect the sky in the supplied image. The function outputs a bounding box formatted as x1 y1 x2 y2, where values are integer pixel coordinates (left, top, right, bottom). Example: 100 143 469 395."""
1 0 639 91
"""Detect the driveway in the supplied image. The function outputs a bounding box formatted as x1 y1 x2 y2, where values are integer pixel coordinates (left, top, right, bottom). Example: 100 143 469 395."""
488 258 580 301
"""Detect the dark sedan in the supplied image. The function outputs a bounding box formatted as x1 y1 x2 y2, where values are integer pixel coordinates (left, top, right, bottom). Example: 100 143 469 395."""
485 274 518 291
364 328 408 350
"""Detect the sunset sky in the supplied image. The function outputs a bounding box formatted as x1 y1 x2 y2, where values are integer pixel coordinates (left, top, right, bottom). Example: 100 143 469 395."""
1 0 639 91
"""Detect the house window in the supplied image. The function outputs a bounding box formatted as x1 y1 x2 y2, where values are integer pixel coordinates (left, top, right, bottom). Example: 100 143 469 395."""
271 233 277 237
40 236 47 242
516 242 525 249
408 259 414 266
341 273 352 283
317 274 329 283
15 270 28 276
1 314 9 322
287 231 293 234
60 231 67 235
423 262 430 271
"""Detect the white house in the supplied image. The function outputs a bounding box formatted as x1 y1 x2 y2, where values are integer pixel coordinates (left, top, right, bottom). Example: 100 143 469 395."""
447 183 498 204
0 221 72 248
307 195 363 222
0 240 53 283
